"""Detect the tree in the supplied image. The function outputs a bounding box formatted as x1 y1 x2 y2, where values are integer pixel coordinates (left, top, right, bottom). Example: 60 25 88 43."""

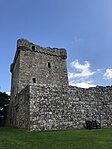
0 92 10 126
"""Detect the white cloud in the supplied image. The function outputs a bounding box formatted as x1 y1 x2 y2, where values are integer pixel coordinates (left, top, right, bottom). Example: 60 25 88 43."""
68 59 96 88
69 81 96 88
103 69 112 79
68 60 95 79
6 92 10 96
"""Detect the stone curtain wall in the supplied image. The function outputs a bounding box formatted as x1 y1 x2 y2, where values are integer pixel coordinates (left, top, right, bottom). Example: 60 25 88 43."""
14 86 30 129
28 85 112 131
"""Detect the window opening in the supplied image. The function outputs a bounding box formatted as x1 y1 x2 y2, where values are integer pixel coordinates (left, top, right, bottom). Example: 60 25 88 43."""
32 46 35 51
32 78 36 83
48 62 51 68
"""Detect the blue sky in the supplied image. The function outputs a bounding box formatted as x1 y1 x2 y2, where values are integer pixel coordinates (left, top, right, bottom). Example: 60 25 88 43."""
0 0 112 93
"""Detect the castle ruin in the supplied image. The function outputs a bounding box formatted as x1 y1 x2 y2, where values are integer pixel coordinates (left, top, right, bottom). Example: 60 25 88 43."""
8 39 112 130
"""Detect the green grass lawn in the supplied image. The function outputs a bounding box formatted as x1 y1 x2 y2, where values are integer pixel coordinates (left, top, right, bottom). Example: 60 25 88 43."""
0 127 112 149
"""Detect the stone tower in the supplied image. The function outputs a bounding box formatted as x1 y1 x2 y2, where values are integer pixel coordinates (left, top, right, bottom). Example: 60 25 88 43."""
10 39 68 98
9 39 68 126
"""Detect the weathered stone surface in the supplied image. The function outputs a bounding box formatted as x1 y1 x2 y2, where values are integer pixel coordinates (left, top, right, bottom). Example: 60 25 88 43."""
8 39 112 130
14 85 112 131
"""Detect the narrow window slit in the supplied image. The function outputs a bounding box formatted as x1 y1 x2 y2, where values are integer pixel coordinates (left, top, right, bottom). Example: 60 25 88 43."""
48 62 51 68
32 78 36 83
32 46 35 51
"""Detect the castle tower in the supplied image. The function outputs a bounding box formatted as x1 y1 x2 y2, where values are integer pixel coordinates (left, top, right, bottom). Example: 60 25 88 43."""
10 38 68 100
8 38 68 126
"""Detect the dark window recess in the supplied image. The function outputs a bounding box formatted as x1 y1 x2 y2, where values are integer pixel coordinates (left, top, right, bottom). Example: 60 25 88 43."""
48 62 51 68
32 78 36 83
32 46 35 50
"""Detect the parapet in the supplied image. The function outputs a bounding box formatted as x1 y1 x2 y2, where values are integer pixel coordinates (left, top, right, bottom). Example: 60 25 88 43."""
17 38 30 48
10 38 67 73
17 38 67 58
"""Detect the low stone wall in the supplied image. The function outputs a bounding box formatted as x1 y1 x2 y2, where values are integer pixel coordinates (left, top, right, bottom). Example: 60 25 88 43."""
28 85 112 130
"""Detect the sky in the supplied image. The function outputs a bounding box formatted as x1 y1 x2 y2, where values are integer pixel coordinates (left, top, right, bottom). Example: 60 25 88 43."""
0 0 112 93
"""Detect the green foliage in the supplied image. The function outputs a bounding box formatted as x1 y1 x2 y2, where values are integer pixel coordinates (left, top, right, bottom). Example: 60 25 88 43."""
0 92 10 125
0 127 112 149
0 92 10 107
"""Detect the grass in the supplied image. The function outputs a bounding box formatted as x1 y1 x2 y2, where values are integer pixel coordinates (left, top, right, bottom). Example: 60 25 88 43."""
0 127 112 149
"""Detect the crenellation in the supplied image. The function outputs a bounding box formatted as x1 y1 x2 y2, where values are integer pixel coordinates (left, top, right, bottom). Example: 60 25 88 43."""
17 38 67 58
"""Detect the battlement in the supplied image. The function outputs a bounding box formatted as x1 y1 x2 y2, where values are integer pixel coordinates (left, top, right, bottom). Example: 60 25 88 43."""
17 38 67 58
10 39 67 73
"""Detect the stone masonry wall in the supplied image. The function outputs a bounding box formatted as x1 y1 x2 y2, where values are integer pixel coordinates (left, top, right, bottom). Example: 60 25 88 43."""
10 38 68 96
18 49 68 91
7 53 20 126
27 85 112 131
14 86 30 129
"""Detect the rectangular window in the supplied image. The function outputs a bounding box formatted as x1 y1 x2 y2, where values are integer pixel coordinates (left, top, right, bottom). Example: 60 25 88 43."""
32 46 35 51
32 78 36 83
48 62 51 68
